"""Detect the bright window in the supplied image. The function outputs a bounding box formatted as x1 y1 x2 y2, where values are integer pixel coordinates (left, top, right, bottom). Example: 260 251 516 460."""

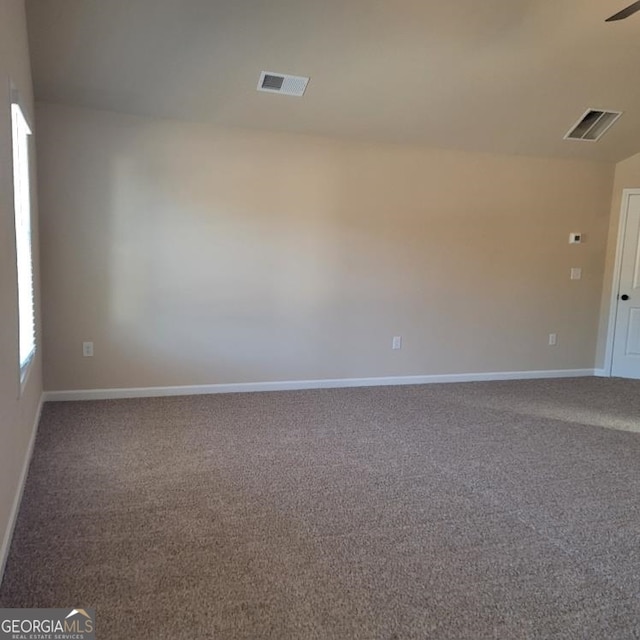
11 102 35 380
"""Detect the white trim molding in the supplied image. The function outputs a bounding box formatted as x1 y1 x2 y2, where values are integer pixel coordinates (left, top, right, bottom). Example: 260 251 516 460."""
602 188 640 377
0 394 44 584
43 369 596 402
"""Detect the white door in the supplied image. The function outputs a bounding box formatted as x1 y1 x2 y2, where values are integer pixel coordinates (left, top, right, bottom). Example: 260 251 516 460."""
612 193 640 379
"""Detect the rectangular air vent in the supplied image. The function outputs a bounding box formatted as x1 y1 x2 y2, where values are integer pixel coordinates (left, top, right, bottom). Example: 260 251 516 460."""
257 71 309 97
564 109 622 142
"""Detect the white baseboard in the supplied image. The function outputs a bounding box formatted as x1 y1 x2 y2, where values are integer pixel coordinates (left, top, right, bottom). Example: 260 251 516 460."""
43 369 596 402
593 369 609 377
0 394 44 584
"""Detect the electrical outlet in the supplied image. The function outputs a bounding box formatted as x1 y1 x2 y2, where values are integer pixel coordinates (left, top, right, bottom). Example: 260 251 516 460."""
83 341 94 357
548 333 557 346
392 336 402 350
570 267 582 280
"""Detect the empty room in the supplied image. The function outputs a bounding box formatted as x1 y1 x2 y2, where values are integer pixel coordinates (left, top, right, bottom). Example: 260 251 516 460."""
2 0 640 637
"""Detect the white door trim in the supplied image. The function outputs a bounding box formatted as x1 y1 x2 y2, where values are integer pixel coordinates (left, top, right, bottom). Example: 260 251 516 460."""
603 188 640 376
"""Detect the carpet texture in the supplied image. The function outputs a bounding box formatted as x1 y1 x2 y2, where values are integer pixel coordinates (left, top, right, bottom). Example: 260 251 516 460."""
2 377 640 639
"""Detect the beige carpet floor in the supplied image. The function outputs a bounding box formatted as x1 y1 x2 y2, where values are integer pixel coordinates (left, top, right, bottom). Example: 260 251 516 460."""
2 377 640 639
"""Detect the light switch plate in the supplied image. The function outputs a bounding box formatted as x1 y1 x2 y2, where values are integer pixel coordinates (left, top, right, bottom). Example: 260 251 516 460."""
570 267 582 280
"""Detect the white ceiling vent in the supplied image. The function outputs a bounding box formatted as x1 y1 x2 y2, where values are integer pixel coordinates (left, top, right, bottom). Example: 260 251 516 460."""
257 71 309 97
564 109 623 142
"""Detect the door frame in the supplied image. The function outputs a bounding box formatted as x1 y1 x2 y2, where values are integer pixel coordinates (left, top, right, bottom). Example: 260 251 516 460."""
602 188 640 376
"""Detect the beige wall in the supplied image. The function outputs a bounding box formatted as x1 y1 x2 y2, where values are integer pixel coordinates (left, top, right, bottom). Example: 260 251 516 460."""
595 151 640 369
37 103 614 391
0 0 42 576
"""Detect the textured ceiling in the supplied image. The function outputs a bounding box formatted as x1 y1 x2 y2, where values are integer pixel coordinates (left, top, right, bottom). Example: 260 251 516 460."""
25 0 640 162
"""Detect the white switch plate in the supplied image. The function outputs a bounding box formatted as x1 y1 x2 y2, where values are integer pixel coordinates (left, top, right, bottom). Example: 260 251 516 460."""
548 333 557 346
570 268 582 280
392 336 402 350
569 233 582 244
83 341 94 357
